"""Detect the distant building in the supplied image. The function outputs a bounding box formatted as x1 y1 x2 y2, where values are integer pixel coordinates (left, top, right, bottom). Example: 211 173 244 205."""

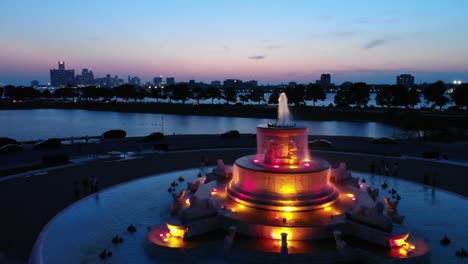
166 77 175 86
95 74 123 88
50 61 75 87
210 80 221 86
223 79 243 89
320 73 331 86
396 74 415 87
31 80 39 87
128 75 141 86
153 76 163 86
75 68 94 85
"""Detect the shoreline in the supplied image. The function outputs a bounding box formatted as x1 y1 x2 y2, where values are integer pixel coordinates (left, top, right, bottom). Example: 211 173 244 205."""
1 100 467 129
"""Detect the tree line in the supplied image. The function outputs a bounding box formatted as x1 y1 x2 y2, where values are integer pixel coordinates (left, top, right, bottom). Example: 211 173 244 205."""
0 81 467 110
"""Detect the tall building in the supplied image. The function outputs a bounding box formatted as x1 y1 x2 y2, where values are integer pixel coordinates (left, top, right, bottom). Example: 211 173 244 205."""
166 77 175 86
128 75 141 86
153 76 163 86
75 68 94 85
50 61 75 87
223 79 243 89
396 74 415 87
320 73 331 86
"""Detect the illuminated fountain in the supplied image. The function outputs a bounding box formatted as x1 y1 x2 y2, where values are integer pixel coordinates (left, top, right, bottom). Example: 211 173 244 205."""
148 93 428 262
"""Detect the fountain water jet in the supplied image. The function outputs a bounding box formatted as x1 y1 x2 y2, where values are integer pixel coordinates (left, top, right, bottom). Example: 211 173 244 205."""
277 92 292 127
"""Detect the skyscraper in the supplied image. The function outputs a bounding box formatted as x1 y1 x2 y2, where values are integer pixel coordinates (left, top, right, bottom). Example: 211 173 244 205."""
396 74 415 87
153 76 163 86
50 61 75 87
166 77 175 86
320 74 331 86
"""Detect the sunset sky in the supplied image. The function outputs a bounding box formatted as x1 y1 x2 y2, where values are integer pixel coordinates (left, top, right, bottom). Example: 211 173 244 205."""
1 0 467 85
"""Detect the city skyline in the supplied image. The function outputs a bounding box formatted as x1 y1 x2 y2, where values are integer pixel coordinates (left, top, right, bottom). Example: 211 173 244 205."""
1 0 468 85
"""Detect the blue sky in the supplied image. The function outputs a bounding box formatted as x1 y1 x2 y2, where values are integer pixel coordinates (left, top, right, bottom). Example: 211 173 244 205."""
1 0 467 85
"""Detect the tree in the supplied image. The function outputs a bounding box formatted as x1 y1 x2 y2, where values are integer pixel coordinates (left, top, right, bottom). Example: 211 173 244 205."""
171 83 191 104
406 88 421 108
376 86 393 108
54 87 78 100
81 85 99 101
205 87 221 104
305 83 326 107
96 87 113 101
423 81 448 110
113 84 137 101
285 85 305 106
223 87 237 104
239 94 250 105
451 83 468 110
348 82 370 107
248 88 265 104
42 89 52 98
191 86 205 104
268 89 280 105
334 88 351 108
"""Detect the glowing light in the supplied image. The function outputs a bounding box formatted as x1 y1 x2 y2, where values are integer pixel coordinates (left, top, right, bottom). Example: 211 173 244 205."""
185 198 190 205
270 228 293 240
346 193 354 198
289 165 298 169
388 234 409 247
273 165 280 168
166 224 186 237
304 163 310 167
351 197 356 201
324 206 331 211
253 159 259 163
282 206 294 212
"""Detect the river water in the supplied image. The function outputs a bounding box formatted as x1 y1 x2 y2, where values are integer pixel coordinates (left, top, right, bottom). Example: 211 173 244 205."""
0 109 404 141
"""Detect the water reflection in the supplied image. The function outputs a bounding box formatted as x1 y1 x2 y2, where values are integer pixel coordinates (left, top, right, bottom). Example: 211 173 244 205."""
2 109 404 141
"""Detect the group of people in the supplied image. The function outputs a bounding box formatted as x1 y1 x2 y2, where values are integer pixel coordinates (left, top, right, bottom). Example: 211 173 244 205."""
73 175 100 200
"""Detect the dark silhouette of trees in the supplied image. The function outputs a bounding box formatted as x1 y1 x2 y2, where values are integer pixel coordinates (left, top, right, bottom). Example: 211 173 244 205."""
171 83 191 104
285 85 305 106
81 85 99 101
239 94 249 105
334 88 351 108
191 86 205 104
113 84 137 101
96 87 113 101
54 87 79 100
150 87 165 102
135 87 149 102
248 88 265 104
348 82 370 107
423 81 448 110
268 89 280 105
304 83 326 107
451 83 468 110
42 89 52 98
0 87 3 98
376 86 393 108
205 86 221 104
376 85 420 109
2 85 40 99
4 85 15 98
223 87 237 104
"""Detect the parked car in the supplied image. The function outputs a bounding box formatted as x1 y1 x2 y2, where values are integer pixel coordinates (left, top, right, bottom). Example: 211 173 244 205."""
0 144 23 154
308 139 332 148
372 137 398 144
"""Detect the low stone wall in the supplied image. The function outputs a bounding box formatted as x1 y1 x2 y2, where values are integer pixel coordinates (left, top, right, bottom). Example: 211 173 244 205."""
314 150 468 197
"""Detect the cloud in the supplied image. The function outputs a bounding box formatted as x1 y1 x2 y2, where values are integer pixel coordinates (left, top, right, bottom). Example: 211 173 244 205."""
363 39 385 50
265 45 282 50
248 55 266 60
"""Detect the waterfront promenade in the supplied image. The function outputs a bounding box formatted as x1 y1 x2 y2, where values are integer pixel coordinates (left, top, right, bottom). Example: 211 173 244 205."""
0 134 467 263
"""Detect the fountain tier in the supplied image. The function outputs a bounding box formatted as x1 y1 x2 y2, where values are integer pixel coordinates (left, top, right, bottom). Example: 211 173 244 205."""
227 124 339 212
